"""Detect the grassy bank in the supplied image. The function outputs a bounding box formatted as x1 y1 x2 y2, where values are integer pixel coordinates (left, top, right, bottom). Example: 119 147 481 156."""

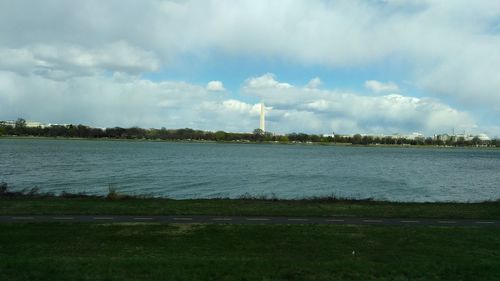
2 196 500 219
1 223 499 281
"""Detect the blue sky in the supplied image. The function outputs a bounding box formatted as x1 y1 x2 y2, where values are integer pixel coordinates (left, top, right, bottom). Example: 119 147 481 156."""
145 52 409 96
143 55 394 104
1 0 499 136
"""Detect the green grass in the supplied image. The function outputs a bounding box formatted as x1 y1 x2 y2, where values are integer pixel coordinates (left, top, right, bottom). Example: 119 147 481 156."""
1 197 500 219
0 223 499 280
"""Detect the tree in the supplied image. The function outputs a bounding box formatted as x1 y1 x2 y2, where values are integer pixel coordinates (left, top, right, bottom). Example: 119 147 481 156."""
278 135 289 143
493 139 500 147
15 118 26 128
352 134 362 145
361 136 373 145
456 137 465 147
471 137 481 146
14 118 27 135
215 131 227 141
253 128 264 135
310 134 321 142
252 128 265 142
264 131 274 141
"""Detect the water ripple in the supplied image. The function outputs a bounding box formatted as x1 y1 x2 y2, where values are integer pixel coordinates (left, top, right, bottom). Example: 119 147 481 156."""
1 139 499 202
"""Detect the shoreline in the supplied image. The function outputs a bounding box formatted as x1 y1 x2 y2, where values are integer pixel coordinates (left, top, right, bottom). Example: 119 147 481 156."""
2 135 499 150
1 191 499 219
2 183 500 204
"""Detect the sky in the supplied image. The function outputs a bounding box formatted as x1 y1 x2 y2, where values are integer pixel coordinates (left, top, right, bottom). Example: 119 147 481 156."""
0 0 499 136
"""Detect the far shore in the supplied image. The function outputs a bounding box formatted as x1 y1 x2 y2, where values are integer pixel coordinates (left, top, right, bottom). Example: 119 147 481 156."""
2 135 499 150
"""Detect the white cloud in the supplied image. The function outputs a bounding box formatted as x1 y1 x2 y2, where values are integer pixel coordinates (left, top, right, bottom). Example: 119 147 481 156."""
364 80 400 93
306 77 322 89
0 71 217 129
0 48 42 74
243 74 477 135
206 80 225 91
0 42 159 79
416 44 500 106
221 99 258 115
0 71 487 135
244 73 292 90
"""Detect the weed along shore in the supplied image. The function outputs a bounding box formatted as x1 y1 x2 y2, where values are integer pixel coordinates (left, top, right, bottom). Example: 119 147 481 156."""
1 185 500 219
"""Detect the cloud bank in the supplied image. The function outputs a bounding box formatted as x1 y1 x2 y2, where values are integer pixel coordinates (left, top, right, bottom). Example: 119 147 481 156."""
0 71 476 135
0 1 498 135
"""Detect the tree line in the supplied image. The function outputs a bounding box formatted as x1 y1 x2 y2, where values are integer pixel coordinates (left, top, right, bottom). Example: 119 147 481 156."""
0 118 498 147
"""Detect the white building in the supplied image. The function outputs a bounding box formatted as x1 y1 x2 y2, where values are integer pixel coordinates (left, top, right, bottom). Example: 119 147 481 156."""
25 121 48 128
477 133 491 141
0 120 48 128
405 132 425 141
0 120 16 126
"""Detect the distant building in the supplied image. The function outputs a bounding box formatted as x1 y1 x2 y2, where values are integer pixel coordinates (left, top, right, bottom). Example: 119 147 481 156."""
387 133 403 140
25 121 48 128
405 132 425 141
337 134 352 139
0 120 48 128
48 123 70 127
452 134 472 142
0 120 16 126
433 132 491 143
435 134 451 142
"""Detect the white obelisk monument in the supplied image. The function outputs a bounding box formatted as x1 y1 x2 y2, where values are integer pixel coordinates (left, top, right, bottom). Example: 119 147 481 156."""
259 102 265 132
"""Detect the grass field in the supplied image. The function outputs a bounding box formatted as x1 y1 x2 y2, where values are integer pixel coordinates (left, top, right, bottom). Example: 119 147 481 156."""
1 196 500 219
2 197 500 280
0 223 499 281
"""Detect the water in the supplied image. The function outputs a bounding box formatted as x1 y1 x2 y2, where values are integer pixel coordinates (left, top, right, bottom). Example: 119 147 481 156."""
1 139 499 202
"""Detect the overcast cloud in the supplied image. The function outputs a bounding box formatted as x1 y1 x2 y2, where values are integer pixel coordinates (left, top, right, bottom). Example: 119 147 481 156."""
0 0 499 136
